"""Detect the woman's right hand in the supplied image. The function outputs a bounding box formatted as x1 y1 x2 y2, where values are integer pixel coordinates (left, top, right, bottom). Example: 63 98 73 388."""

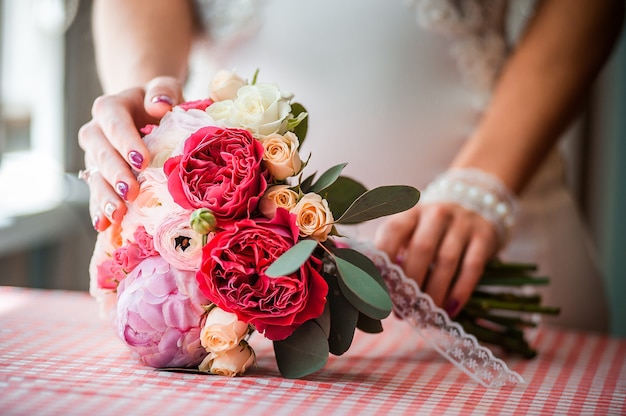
78 76 185 232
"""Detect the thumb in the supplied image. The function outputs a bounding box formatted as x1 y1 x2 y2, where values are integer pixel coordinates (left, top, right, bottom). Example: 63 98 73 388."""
144 76 185 118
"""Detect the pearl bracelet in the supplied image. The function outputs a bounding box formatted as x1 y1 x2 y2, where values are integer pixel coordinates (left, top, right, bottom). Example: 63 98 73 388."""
420 168 518 245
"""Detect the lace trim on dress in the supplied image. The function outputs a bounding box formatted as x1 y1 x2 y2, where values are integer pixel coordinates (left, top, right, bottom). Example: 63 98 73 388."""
192 0 263 44
407 0 509 93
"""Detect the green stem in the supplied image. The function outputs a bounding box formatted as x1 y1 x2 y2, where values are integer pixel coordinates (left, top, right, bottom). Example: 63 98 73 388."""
467 297 561 315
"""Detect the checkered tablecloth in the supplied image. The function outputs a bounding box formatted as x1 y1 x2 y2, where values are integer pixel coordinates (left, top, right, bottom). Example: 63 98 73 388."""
0 286 624 415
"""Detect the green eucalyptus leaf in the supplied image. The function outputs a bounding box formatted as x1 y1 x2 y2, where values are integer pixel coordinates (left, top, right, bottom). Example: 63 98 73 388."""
290 102 309 146
333 248 388 293
323 176 368 219
300 173 316 193
335 257 392 320
323 272 359 355
309 163 348 194
273 320 329 379
336 185 420 224
356 313 384 334
265 239 318 277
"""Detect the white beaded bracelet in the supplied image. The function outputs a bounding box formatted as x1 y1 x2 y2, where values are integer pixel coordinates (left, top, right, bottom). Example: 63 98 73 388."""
420 168 518 246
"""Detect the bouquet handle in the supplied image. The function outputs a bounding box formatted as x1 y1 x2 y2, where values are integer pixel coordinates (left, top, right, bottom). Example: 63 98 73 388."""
355 242 524 388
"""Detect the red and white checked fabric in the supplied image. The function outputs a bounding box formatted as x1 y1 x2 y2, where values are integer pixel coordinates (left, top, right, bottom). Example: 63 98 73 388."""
0 286 624 415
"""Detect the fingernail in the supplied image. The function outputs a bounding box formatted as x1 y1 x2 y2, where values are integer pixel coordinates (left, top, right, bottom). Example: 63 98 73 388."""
445 299 459 317
128 151 144 170
92 215 100 231
104 202 117 220
151 95 173 106
115 181 129 200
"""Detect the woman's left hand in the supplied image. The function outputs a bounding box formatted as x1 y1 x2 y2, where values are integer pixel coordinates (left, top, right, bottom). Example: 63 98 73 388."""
375 202 500 317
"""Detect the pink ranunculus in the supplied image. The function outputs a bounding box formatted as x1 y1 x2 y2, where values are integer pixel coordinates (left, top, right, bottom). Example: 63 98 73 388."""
116 256 209 368
164 126 268 224
153 210 205 271
196 208 327 341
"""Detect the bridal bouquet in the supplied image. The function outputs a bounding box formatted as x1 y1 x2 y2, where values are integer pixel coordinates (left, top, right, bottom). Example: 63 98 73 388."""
89 69 420 378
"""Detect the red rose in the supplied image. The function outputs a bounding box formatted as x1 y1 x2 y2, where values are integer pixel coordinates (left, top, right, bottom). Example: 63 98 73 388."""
196 209 328 341
164 126 268 223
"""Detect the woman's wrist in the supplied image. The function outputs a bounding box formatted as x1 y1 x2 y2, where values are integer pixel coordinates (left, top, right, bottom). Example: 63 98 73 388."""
420 168 518 246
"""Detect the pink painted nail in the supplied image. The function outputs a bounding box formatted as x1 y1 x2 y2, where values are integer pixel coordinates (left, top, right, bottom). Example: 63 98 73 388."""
92 215 100 231
445 299 459 317
115 181 129 200
128 151 144 170
151 95 174 106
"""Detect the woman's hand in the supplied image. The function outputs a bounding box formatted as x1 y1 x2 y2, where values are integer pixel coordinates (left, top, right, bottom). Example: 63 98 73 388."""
78 76 184 232
375 202 499 317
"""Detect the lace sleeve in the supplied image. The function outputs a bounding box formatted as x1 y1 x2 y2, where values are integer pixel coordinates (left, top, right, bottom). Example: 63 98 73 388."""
192 0 262 43
355 241 525 388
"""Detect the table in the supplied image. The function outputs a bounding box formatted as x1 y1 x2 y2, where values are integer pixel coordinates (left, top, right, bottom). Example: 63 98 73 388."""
0 286 624 415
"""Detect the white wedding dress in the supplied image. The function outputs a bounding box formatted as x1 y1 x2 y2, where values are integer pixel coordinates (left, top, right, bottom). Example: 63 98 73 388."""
189 0 609 332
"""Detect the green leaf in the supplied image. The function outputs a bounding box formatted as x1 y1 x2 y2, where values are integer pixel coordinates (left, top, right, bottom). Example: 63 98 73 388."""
333 248 388 293
335 257 392 320
273 320 329 378
323 272 359 355
336 185 420 224
290 102 309 146
323 176 368 219
265 240 318 277
309 163 348 194
356 313 384 334
299 172 316 193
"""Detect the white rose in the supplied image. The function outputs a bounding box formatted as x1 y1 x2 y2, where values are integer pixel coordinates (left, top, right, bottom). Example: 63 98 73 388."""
200 307 250 354
260 132 302 180
144 108 217 167
209 69 246 102
231 83 292 136
204 100 235 126
259 185 300 219
292 193 334 242
198 341 255 377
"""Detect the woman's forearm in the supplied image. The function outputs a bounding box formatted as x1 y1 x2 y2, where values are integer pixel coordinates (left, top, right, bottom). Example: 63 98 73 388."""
92 0 196 94
452 0 625 194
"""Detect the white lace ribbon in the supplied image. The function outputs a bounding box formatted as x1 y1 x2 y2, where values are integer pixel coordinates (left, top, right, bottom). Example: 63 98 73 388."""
355 241 525 387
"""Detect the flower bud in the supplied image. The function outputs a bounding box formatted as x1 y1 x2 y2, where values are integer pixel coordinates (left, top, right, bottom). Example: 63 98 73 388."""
190 208 217 235
198 340 256 376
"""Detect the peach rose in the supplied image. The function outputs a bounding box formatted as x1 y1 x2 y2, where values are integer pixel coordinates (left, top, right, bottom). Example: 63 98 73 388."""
259 185 299 219
260 132 302 180
200 307 250 354
292 193 334 242
209 69 246 102
198 341 256 376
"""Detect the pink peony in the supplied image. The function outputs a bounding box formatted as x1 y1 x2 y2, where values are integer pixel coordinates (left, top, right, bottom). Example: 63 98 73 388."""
116 256 209 368
164 126 268 225
196 209 328 341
